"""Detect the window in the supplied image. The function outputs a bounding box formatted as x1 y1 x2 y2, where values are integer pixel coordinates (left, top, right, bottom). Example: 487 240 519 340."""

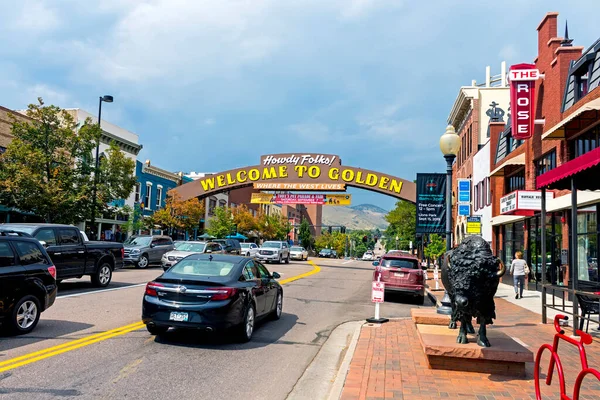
14 241 48 265
134 183 141 203
576 205 599 284
58 229 80 245
256 263 271 278
570 125 600 160
209 198 217 215
486 177 492 207
34 229 57 246
505 169 525 193
381 258 418 269
156 186 162 208
145 183 152 209
243 261 259 279
219 200 227 208
0 242 15 267
170 259 235 277
576 72 589 100
536 150 557 176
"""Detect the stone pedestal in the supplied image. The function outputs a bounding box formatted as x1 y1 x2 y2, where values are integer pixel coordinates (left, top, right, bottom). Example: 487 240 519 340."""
413 315 533 377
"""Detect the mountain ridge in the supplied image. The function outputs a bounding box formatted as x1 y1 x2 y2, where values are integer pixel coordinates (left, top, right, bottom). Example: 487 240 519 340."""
322 203 389 231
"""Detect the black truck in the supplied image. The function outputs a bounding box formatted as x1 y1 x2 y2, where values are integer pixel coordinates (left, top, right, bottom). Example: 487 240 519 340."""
0 223 124 287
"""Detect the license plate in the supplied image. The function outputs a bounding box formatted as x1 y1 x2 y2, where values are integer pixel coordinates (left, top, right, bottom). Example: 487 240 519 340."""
169 312 189 322
394 272 405 277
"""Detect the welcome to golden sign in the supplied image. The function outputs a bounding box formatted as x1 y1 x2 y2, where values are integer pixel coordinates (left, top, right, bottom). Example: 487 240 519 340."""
173 153 416 203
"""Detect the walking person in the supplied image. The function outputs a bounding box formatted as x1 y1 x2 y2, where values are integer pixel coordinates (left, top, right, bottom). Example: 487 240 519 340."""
510 251 529 299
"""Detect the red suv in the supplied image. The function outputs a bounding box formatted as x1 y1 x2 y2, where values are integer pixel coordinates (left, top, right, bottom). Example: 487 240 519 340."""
373 254 425 304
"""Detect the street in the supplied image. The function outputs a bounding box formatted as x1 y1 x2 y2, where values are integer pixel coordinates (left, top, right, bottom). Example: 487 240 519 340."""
0 259 432 400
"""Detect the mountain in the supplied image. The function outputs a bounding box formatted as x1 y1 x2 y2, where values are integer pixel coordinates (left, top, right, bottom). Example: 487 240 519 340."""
322 204 389 231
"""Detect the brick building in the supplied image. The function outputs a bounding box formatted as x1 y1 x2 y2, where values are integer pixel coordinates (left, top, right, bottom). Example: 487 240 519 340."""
483 12 600 291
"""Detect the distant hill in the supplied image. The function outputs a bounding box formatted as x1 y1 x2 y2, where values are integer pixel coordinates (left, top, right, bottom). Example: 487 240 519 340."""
322 204 389 231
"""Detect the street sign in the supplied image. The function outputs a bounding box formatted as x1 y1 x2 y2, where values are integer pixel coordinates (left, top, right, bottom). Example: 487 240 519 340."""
458 204 470 216
457 179 471 203
466 216 482 235
371 281 385 303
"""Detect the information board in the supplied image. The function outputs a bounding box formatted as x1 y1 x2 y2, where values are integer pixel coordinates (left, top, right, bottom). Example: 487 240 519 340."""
416 173 446 234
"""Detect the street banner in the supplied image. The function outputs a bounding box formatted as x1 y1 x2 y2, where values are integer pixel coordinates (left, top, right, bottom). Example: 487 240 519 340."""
416 173 446 234
253 182 346 191
250 193 351 206
509 63 540 140
371 281 385 303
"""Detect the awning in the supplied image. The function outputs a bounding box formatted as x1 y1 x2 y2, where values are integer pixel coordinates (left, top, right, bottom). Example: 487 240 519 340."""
542 98 600 140
546 191 600 212
490 153 526 176
536 146 600 190
491 215 525 226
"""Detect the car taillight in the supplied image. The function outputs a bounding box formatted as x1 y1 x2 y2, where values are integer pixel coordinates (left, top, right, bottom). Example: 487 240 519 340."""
48 265 57 280
145 282 164 296
208 287 238 300
121 248 125 258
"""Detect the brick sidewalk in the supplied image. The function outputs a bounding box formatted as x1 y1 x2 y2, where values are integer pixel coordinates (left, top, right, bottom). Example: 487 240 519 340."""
340 298 600 399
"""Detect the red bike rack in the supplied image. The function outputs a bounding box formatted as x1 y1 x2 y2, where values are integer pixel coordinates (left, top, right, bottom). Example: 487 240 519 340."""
534 314 600 400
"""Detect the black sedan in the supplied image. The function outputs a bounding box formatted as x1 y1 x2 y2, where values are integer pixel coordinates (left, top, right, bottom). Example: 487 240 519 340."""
142 254 283 342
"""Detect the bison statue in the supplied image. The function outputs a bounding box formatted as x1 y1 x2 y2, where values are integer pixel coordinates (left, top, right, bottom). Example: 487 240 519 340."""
440 235 506 347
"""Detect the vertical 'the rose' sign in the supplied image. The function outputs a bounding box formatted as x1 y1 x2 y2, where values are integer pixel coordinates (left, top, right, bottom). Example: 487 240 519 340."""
509 63 542 140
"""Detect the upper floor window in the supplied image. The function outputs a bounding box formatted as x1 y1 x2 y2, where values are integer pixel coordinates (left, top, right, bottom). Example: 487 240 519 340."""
208 198 217 215
535 150 557 176
505 169 525 193
134 183 141 203
156 186 163 208
145 182 152 209
570 125 600 160
218 200 227 208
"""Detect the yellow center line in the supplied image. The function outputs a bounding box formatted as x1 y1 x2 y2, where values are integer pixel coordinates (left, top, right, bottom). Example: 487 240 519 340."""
0 261 322 373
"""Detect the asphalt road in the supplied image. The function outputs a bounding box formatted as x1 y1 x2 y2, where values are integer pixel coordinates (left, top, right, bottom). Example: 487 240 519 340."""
0 259 432 400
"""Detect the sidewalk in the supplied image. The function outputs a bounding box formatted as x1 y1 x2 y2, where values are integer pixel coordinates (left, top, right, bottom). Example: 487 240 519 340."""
339 282 600 399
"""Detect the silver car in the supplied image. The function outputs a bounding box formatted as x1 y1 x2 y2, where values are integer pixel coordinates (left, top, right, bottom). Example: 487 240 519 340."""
290 246 308 261
161 241 224 270
257 241 290 264
240 242 259 257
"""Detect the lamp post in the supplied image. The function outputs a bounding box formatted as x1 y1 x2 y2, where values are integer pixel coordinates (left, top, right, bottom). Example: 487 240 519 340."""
89 95 114 240
395 235 399 250
437 124 461 315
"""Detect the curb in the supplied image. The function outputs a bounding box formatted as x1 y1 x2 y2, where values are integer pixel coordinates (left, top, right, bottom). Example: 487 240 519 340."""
328 322 362 400
426 288 441 308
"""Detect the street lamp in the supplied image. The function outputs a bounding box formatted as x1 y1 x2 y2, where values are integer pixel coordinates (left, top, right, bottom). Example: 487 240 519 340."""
437 124 461 315
395 235 399 249
90 95 114 240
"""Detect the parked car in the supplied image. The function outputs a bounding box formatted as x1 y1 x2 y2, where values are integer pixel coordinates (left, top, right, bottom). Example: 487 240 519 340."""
143 254 283 342
123 235 174 269
373 254 425 304
213 238 242 255
240 242 259 257
290 246 309 261
161 241 224 270
362 251 375 261
257 241 290 264
318 248 337 258
0 230 57 334
0 223 124 287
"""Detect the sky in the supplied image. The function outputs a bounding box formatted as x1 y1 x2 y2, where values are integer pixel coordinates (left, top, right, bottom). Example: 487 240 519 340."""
1 0 599 211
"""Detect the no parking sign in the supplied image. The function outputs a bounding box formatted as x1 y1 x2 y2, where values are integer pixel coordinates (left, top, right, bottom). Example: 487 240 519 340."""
371 281 385 303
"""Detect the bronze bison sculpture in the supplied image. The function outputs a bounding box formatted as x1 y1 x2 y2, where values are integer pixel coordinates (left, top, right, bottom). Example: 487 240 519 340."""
440 235 506 347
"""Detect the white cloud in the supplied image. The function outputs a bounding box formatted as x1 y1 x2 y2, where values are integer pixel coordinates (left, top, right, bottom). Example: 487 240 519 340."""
204 118 215 125
7 0 60 34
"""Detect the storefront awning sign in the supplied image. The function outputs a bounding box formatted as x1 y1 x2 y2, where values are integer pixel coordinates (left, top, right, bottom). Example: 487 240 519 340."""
466 216 482 235
509 64 542 140
500 190 555 215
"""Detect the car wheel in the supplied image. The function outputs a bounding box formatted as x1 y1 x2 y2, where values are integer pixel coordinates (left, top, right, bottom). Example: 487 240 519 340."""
137 254 149 269
271 291 283 320
91 263 112 287
10 295 41 334
147 324 169 336
246 252 250 257
285 254 290 264
237 303 255 342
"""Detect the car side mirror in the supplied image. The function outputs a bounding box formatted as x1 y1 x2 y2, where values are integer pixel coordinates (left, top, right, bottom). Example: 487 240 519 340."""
372 261 379 266
272 272 281 279
206 250 212 253
150 243 156 248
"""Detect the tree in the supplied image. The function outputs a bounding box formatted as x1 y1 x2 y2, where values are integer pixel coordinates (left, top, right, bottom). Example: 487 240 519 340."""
424 234 446 265
256 213 292 240
232 205 258 235
384 200 416 251
298 218 312 249
0 99 136 223
206 206 235 238
121 204 152 233
151 192 205 236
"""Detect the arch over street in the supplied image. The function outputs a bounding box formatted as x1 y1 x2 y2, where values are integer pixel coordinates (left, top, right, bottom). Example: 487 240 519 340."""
172 153 416 203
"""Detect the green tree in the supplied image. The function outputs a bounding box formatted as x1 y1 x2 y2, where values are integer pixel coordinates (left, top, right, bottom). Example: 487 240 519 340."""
0 99 136 223
424 234 446 264
206 206 235 238
151 192 205 235
121 204 151 233
298 218 312 249
232 205 258 235
384 200 416 251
